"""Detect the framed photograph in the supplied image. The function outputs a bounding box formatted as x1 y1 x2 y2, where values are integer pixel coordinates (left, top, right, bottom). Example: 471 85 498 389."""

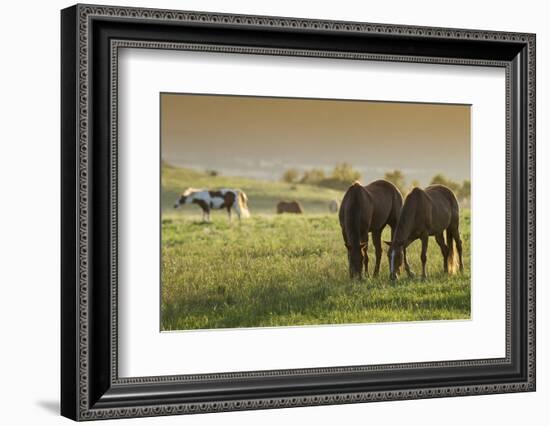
61 4 536 421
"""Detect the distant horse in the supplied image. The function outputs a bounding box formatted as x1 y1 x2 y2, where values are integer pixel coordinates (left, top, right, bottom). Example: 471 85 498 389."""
385 185 463 281
339 180 403 279
174 188 250 222
276 200 304 214
328 199 339 213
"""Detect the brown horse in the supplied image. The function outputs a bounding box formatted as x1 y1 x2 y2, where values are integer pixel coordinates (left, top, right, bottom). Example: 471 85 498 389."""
385 184 464 281
339 180 403 279
276 200 304 214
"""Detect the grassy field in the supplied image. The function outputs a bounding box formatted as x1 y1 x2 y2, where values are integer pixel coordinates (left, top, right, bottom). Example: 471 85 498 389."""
161 162 343 213
161 165 471 331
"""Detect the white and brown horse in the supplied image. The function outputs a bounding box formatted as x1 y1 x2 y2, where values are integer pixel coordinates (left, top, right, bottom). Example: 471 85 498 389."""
174 188 250 222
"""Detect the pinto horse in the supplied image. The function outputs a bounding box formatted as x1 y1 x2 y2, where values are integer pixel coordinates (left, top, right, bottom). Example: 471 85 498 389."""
174 188 250 222
339 180 403 279
385 185 464 281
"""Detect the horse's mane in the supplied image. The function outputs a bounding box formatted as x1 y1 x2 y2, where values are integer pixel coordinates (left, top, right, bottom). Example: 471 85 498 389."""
182 187 204 196
394 188 422 244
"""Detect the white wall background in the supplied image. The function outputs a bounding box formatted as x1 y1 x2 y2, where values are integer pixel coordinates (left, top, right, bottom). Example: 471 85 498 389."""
0 0 546 424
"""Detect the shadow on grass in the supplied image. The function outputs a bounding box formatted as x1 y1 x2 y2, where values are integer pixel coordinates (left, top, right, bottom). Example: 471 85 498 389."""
191 221 212 226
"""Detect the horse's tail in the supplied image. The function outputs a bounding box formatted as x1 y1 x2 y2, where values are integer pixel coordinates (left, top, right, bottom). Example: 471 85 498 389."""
446 228 459 274
236 190 250 218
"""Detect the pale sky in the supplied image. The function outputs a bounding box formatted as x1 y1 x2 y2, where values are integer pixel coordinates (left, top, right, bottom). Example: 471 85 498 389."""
161 93 470 185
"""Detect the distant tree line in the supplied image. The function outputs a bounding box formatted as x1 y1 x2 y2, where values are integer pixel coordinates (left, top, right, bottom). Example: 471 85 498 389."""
282 162 361 190
383 169 470 203
430 173 470 201
282 165 470 203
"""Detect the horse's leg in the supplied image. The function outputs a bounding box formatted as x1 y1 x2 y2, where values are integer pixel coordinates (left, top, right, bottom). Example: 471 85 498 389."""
236 206 242 222
341 230 348 246
453 228 464 272
372 230 382 277
226 206 232 222
420 234 429 279
403 246 414 278
435 232 448 273
341 230 353 278
362 235 369 278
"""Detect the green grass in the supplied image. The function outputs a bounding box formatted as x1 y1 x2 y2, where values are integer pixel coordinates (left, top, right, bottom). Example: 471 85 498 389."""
161 166 471 331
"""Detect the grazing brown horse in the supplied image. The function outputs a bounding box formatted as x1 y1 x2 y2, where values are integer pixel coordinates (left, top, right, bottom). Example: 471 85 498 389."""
276 200 304 214
339 180 403 279
385 185 464 281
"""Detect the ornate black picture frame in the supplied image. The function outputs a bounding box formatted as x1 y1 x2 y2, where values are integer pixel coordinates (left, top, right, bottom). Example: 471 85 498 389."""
61 4 536 421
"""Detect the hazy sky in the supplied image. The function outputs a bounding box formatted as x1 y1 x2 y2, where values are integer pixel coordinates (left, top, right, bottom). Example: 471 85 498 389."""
161 93 470 185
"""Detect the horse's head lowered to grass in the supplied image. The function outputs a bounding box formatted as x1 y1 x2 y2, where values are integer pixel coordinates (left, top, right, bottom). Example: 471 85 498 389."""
173 188 200 208
385 240 404 281
345 241 367 280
